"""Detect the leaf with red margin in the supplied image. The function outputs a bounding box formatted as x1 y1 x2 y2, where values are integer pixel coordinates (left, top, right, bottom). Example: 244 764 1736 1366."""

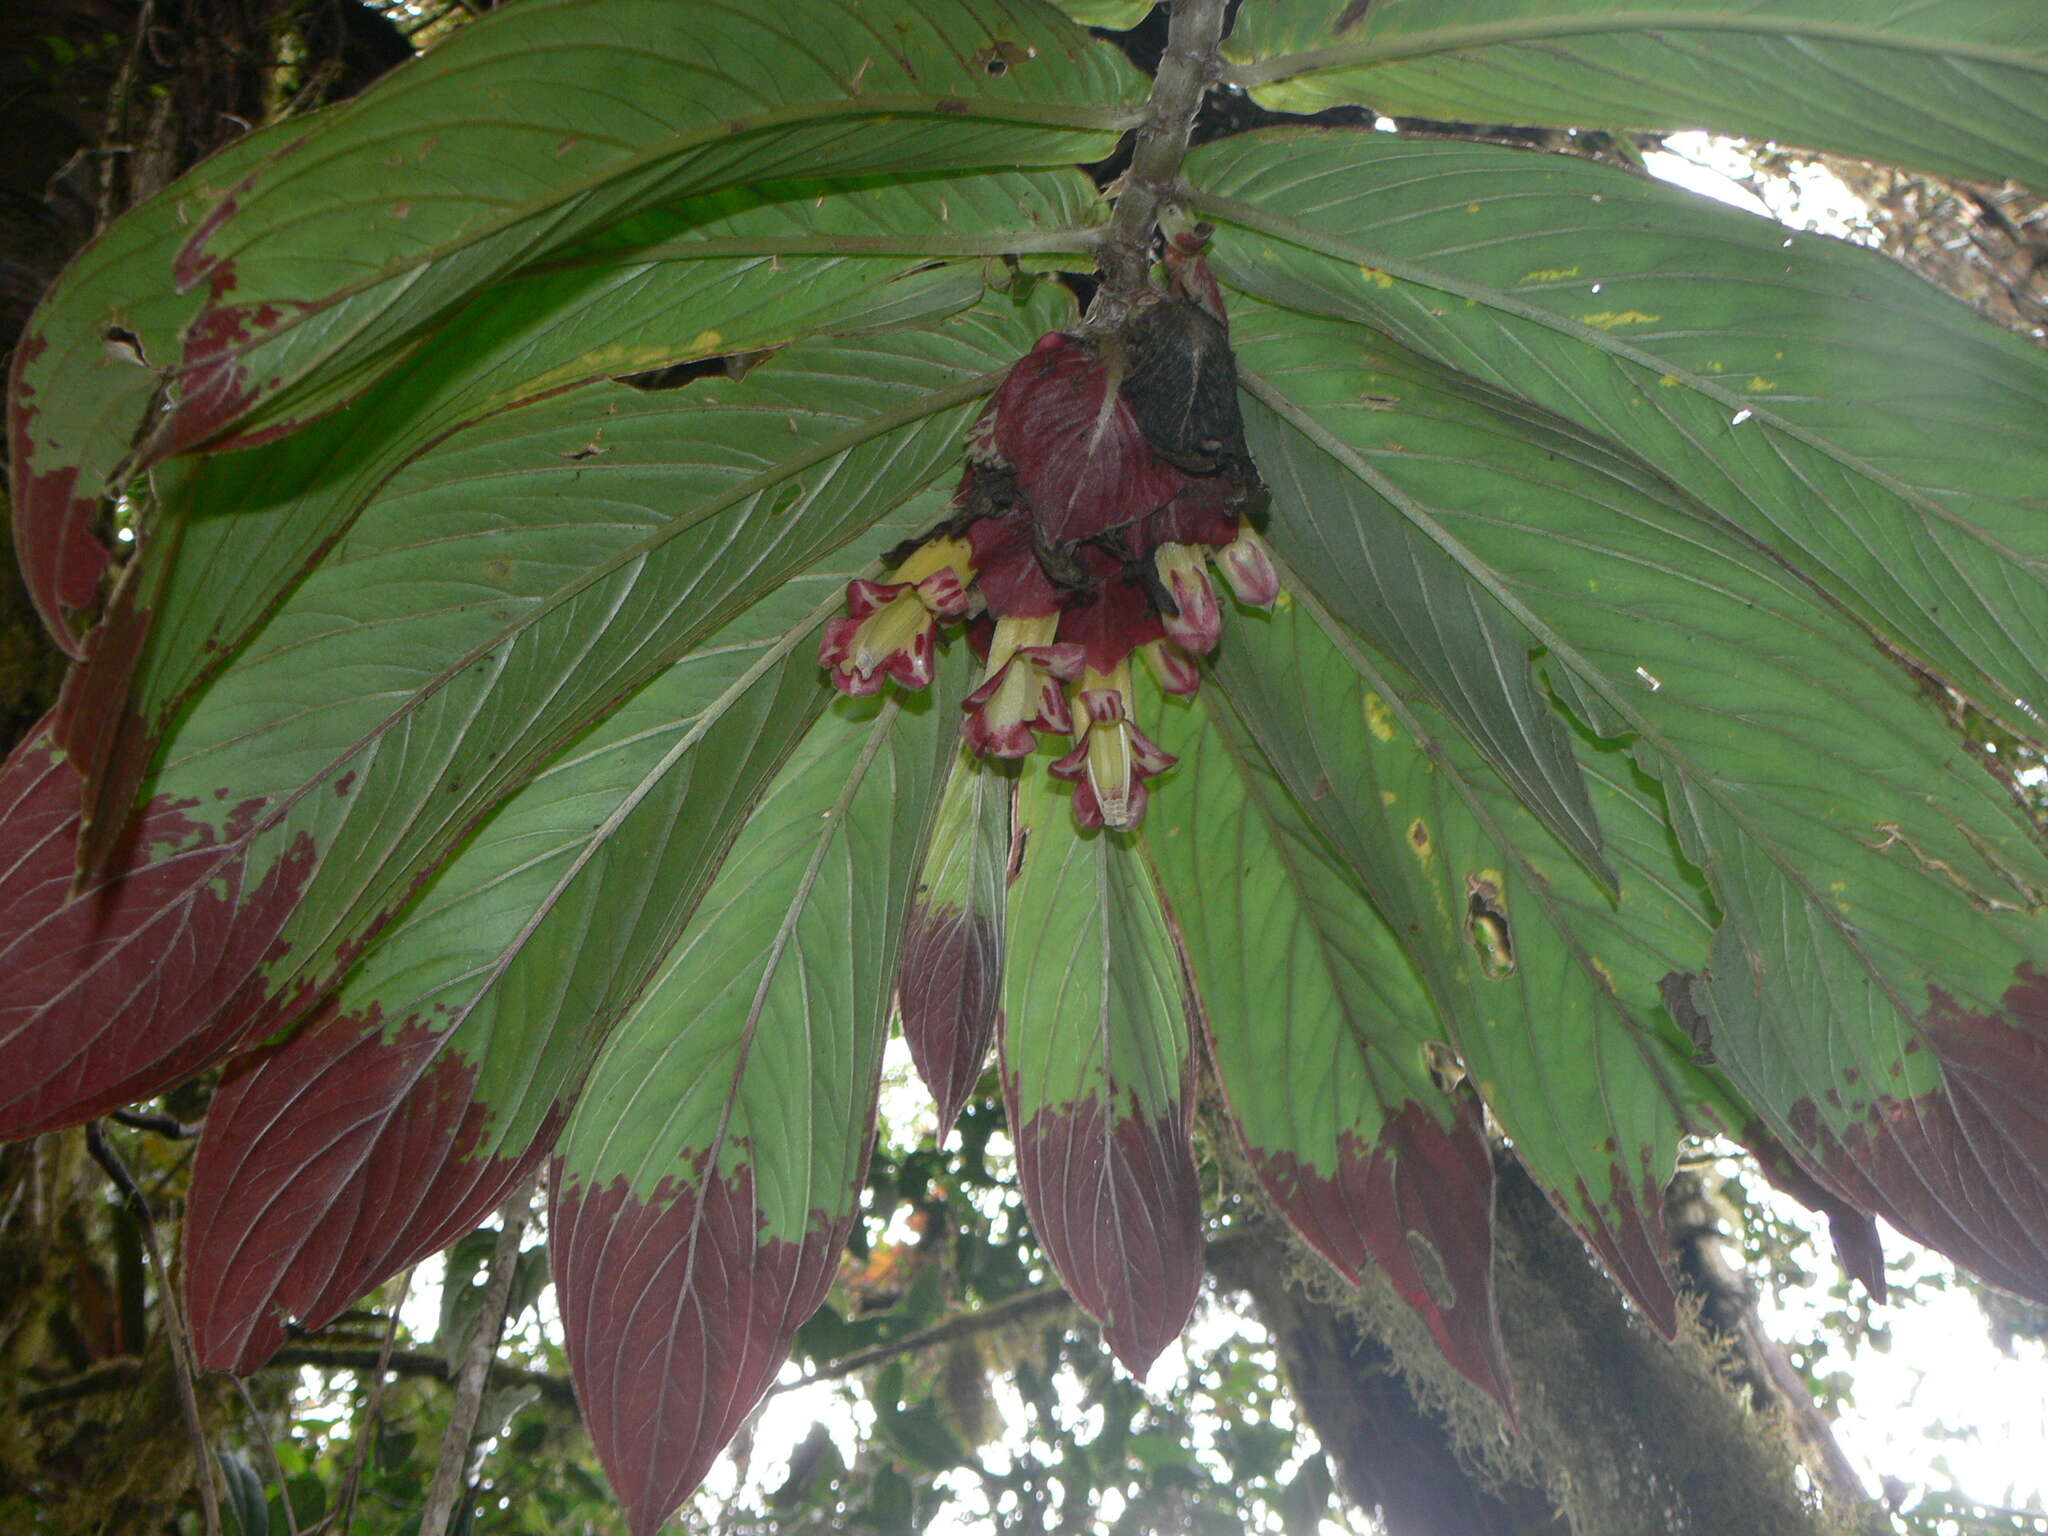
0 306 1051 1140
6 114 313 654
1209 595 1722 1337
551 668 961 1536
1001 765 1202 1376
899 748 1010 1141
56 168 1102 875
181 529 895 1370
1143 679 1511 1407
1681 924 2048 1307
4 112 319 655
0 724 316 1134
1230 293 2048 1313
1732 1119 1886 1301
148 0 1138 456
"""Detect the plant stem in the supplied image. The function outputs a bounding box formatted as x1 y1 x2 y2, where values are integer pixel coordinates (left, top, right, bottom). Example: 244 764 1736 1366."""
1098 0 1230 300
418 1182 537 1536
86 1120 222 1536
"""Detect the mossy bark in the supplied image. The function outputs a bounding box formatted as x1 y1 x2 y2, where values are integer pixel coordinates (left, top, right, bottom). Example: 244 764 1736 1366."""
1213 1135 1866 1536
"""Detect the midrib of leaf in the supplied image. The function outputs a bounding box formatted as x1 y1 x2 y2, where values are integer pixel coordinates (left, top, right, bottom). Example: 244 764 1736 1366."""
451 600 834 1055
1241 370 1946 1047
678 699 900 1287
1199 193 2035 578
204 95 1140 365
1229 12 2042 90
524 228 1104 273
1179 694 1435 1111
1260 567 1696 1123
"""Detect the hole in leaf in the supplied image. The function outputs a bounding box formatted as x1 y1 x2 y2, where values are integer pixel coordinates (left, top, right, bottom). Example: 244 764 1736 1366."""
1466 875 1515 979
103 326 149 367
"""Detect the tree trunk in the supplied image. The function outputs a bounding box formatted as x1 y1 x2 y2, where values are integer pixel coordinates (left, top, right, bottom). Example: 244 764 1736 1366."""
1218 1152 1868 1536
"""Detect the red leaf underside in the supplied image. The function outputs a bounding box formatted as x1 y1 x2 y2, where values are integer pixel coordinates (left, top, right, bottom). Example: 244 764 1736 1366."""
899 899 1000 1139
53 595 166 876
0 724 316 1136
1788 967 2048 1304
1009 1093 1203 1376
1739 1122 1888 1300
1570 1157 1680 1339
8 333 108 656
186 1008 558 1372
160 270 302 459
989 333 1186 545
550 1164 850 1536
1249 1099 1512 1410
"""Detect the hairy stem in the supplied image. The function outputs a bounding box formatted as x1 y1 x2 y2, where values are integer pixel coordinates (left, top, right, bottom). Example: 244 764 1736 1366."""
1099 0 1230 299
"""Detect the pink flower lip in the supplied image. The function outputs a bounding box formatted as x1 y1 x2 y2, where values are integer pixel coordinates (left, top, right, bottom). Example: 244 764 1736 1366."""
1048 668 1177 831
961 639 1083 758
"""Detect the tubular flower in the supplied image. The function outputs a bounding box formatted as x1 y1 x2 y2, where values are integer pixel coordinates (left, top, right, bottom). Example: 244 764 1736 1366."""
1049 664 1177 832
1215 525 1280 609
817 237 1270 827
962 617 1083 758
1152 542 1223 654
819 538 974 696
1139 638 1202 697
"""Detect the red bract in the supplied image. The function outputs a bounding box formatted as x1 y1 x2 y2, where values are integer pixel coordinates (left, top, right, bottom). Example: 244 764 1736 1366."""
820 250 1267 829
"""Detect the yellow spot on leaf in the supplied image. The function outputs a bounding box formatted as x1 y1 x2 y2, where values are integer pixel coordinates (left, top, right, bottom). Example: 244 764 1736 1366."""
1408 819 1433 861
1580 310 1661 330
1380 789 1398 806
1358 266 1395 289
1658 374 1683 388
1748 376 1776 391
1521 265 1580 283
1364 691 1397 743
1467 203 1482 214
689 329 723 352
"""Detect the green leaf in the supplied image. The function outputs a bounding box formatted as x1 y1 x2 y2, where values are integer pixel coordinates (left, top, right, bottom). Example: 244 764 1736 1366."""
175 306 1052 1009
1044 0 1156 26
7 111 316 654
1002 769 1201 1376
218 1449 270 1536
1229 293 2048 1306
1190 133 2048 748
1 293 1068 1139
1243 354 1610 887
1224 1 2048 189
1206 591 1708 1329
1143 682 1512 1403
155 0 1141 454
551 657 962 1533
67 168 1102 869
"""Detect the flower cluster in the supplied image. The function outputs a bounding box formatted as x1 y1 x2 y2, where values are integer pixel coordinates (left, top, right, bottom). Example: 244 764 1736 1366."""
820 243 1273 829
